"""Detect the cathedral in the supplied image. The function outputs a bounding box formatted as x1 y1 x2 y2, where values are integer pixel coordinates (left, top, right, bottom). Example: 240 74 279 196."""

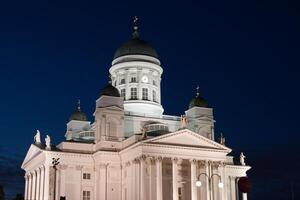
22 18 251 200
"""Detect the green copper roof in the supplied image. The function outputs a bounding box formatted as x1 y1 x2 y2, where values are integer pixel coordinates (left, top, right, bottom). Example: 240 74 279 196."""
69 100 88 121
189 86 209 109
99 83 120 97
113 16 158 59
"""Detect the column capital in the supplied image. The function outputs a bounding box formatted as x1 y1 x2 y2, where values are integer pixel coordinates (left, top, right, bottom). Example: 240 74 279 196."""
189 159 197 164
171 157 178 162
198 160 207 168
155 156 163 162
138 154 147 161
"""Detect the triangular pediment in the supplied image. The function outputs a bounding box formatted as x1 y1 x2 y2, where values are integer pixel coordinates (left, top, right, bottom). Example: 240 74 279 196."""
21 144 43 169
144 129 231 152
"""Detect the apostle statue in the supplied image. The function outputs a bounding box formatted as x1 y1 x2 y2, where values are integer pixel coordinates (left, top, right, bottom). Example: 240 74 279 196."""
45 135 51 150
240 152 246 166
34 130 41 145
180 115 188 128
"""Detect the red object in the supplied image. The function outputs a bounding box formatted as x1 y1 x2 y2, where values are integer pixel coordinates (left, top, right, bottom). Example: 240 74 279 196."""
238 177 251 193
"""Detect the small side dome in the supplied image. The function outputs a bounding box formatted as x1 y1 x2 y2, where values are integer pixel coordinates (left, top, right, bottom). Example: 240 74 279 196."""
189 86 209 109
69 100 88 121
100 83 120 97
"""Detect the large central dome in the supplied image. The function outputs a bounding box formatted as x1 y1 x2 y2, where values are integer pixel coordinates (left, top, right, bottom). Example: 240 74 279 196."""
113 38 158 59
113 17 158 60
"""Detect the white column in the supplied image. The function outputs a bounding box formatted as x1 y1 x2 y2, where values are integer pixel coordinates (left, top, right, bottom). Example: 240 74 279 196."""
43 165 50 200
28 174 32 200
172 158 178 200
242 193 248 200
36 169 41 200
134 159 140 200
24 175 29 200
206 161 210 200
149 158 153 200
31 171 36 200
230 176 236 200
39 167 45 200
156 157 163 200
190 159 197 200
140 155 146 200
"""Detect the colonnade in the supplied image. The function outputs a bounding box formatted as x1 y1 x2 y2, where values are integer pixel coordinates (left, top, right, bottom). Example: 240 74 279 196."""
24 165 50 200
122 155 232 200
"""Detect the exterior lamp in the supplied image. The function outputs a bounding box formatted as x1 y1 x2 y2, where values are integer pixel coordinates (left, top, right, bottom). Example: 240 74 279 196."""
196 173 223 198
218 181 224 188
196 180 202 187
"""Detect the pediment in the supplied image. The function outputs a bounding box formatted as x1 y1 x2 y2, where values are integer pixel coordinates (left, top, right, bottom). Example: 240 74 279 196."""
144 129 231 152
21 144 43 169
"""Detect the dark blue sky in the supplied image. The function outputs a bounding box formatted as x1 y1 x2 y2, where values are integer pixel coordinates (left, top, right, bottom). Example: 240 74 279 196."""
0 0 299 199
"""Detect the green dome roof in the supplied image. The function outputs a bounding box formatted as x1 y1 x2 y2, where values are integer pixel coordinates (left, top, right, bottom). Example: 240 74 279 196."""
100 83 120 97
69 100 88 121
113 38 158 59
189 86 209 109
189 96 209 109
113 17 158 60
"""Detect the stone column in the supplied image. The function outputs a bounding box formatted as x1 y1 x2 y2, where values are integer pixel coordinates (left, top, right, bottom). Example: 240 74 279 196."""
190 159 197 200
156 157 163 200
24 175 29 200
43 165 50 200
39 166 45 200
230 176 236 200
149 157 155 200
36 169 41 200
206 161 211 200
31 171 36 200
172 158 178 200
140 155 146 200
133 159 140 200
28 174 32 200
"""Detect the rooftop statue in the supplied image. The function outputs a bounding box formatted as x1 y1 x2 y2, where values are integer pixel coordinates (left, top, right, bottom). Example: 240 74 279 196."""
45 135 51 150
240 152 246 166
34 130 41 145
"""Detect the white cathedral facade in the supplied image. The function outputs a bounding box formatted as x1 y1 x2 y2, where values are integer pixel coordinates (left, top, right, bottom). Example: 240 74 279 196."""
22 18 251 200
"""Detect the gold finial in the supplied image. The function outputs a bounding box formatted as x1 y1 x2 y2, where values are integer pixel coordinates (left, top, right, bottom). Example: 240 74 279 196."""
77 99 81 111
196 85 200 97
132 16 140 38
220 133 225 145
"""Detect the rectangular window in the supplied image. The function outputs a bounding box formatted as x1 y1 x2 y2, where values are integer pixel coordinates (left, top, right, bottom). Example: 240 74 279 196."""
83 173 91 180
142 88 148 100
83 191 91 200
121 89 126 100
131 77 137 83
120 78 125 84
130 88 137 99
152 90 156 102
153 80 156 86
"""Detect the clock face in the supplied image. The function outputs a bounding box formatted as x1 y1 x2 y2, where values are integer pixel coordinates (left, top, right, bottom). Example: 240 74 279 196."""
142 76 148 83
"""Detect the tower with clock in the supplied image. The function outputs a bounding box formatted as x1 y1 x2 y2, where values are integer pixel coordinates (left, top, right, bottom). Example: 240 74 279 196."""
109 17 164 116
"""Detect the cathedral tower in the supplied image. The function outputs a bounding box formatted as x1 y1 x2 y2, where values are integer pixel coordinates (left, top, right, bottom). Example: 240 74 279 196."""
109 17 164 116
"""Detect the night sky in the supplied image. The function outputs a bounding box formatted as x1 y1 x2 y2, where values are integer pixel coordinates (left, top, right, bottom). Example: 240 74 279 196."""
0 0 299 199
